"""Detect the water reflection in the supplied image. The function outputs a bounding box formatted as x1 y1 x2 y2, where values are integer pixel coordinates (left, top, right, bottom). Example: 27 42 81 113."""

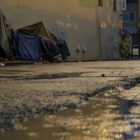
0 95 140 140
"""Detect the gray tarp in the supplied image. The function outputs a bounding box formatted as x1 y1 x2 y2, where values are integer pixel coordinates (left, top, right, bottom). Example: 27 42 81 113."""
0 10 11 58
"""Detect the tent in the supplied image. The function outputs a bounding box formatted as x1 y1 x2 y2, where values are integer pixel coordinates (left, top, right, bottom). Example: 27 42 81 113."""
0 10 12 58
16 22 70 61
16 22 60 61
18 21 52 40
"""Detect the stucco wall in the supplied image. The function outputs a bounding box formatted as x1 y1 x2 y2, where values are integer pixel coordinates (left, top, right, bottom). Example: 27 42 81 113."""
0 0 121 60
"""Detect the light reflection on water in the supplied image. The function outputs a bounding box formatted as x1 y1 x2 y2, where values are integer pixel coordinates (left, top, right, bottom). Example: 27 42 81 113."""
0 95 140 140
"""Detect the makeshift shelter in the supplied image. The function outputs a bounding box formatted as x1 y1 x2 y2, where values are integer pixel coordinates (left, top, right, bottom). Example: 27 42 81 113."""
18 22 52 40
0 12 70 61
0 10 12 58
11 29 42 61
16 22 70 61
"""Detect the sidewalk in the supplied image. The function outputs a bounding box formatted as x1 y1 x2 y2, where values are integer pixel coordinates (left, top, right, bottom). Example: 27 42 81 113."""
0 61 34 66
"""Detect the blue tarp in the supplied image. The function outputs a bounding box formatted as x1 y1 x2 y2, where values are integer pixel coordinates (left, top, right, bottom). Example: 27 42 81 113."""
11 29 42 61
11 25 70 62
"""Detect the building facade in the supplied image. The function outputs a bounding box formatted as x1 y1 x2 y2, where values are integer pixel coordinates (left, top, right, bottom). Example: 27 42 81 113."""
123 0 139 45
0 0 123 60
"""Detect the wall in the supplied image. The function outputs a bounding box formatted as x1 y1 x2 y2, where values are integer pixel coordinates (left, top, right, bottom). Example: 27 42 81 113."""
138 0 140 28
0 0 121 60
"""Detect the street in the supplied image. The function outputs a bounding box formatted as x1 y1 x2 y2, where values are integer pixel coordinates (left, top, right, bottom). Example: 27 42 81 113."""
0 61 140 140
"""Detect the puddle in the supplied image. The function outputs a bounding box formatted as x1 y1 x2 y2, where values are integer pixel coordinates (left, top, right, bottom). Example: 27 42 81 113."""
23 72 85 80
85 67 133 70
0 72 94 80
0 95 140 140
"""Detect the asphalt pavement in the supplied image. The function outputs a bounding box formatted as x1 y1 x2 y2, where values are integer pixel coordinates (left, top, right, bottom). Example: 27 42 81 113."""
0 60 140 136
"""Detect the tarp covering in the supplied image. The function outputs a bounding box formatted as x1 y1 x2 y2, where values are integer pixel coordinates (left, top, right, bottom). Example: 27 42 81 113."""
41 38 59 62
56 38 71 60
18 22 70 61
11 29 42 61
18 22 52 40
0 10 12 58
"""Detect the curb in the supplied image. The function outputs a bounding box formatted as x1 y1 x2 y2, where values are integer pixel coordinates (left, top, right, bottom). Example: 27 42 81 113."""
0 61 34 67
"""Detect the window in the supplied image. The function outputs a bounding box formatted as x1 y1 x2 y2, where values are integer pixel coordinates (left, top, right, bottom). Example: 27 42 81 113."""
123 12 135 22
123 12 129 21
130 13 135 21
99 0 103 7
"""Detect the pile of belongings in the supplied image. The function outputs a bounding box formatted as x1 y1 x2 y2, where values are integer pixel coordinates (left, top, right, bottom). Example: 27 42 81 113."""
120 34 132 58
0 10 70 62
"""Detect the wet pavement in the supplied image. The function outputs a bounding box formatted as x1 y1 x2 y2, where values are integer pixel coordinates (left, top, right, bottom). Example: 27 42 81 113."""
0 61 140 139
1 85 140 140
